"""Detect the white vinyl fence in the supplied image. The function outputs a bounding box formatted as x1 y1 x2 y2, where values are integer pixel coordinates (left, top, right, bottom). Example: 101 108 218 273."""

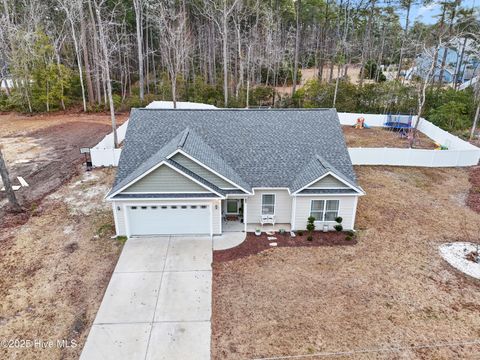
91 111 480 168
338 112 480 167
90 120 129 167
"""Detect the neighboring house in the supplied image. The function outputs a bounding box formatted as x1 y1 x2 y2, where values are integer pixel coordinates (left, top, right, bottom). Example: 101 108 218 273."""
106 108 365 237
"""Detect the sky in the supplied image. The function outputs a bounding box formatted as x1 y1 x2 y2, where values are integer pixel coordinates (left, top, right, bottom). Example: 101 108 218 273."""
397 0 478 27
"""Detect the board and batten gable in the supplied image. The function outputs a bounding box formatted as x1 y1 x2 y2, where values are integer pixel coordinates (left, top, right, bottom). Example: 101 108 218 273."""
307 174 349 188
246 189 292 224
120 164 209 193
293 196 357 231
170 153 234 189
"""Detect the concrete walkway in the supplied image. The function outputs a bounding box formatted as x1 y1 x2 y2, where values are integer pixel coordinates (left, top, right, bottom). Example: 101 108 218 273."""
80 236 212 360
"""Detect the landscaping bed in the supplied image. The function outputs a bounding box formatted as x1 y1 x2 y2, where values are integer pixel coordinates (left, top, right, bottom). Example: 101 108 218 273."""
214 231 356 263
342 125 437 149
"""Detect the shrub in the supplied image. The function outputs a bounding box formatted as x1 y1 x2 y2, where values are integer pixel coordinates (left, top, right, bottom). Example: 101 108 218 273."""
346 230 355 237
345 235 353 241
334 224 343 232
297 230 304 236
116 236 128 245
307 235 313 241
335 216 343 224
306 216 316 232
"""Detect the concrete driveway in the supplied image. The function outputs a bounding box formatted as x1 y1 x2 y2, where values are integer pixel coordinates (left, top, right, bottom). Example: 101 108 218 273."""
80 236 212 360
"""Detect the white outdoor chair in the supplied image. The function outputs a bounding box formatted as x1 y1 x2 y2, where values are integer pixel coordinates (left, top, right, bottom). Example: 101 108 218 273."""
260 214 275 227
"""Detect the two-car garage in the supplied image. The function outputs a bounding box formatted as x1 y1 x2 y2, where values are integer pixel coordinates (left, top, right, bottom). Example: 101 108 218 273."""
125 203 212 236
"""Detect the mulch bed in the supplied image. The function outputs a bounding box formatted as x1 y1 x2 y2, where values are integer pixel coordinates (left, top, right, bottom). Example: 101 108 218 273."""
467 165 480 213
213 231 357 263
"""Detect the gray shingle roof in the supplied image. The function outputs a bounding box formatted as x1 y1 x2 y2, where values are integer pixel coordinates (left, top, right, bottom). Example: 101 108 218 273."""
110 108 358 196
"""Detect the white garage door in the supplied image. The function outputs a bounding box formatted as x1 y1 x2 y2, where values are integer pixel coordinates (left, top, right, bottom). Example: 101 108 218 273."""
127 204 210 235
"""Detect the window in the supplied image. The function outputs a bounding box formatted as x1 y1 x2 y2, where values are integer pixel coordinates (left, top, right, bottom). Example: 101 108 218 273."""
151 206 157 209
141 206 147 210
226 200 238 214
171 206 177 209
310 200 324 221
262 194 275 215
200 205 207 209
161 206 168 209
190 206 197 209
310 200 339 221
131 206 137 210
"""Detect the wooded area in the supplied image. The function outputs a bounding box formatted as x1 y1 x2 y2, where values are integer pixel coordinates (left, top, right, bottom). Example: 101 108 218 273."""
0 0 479 134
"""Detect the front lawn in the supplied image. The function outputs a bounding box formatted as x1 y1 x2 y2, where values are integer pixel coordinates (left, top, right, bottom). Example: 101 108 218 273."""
212 166 480 359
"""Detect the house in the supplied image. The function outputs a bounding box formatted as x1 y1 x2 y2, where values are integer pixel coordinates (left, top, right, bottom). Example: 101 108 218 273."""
106 108 365 237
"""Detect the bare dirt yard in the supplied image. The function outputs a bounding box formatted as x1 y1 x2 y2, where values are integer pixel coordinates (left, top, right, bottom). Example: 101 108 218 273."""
0 111 127 359
0 168 123 360
212 166 480 359
343 125 437 149
0 111 127 227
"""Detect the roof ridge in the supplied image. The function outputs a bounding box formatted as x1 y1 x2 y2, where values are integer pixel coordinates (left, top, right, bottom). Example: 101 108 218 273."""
178 127 190 148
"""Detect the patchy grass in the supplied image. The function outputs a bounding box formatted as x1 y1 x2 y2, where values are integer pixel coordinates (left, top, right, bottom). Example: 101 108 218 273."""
212 166 480 360
343 126 437 149
0 168 122 360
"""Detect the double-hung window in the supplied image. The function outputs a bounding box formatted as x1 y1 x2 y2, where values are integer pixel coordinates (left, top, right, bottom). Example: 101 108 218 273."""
310 200 339 221
262 194 275 215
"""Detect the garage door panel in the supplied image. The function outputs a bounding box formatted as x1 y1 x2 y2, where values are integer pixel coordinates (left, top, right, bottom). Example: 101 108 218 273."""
128 205 210 235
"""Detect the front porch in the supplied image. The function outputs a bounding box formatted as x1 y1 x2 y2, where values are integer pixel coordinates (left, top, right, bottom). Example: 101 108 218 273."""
222 219 291 233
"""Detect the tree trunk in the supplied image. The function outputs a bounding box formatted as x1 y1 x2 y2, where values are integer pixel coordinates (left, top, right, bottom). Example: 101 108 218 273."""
68 13 87 112
134 0 144 101
291 0 301 96
470 103 480 140
80 6 95 106
222 15 229 107
396 1 411 79
95 0 118 148
0 148 22 212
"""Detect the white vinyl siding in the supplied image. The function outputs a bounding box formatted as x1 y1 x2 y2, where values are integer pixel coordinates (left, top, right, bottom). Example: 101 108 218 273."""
294 196 358 231
113 203 126 235
307 175 348 188
246 190 291 224
121 165 208 193
171 153 234 189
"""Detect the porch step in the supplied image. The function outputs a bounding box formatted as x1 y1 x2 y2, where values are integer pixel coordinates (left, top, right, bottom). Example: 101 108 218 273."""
267 236 277 241
269 242 278 247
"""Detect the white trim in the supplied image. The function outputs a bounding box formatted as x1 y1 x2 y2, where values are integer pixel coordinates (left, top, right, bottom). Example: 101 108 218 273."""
120 191 211 194
294 193 360 197
209 204 213 237
292 172 365 195
351 196 359 230
261 193 276 216
112 203 120 236
253 187 291 195
244 198 248 232
167 149 251 194
219 200 223 234
123 204 131 238
291 196 297 230
106 160 225 200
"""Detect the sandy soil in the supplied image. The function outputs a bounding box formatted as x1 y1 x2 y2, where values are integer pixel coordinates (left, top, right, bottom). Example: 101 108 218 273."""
0 168 123 360
343 126 437 149
0 111 128 227
212 166 480 359
275 65 371 95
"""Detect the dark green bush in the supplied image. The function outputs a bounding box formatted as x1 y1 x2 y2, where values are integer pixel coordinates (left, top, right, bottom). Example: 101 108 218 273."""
307 235 313 241
335 216 343 224
334 224 343 232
